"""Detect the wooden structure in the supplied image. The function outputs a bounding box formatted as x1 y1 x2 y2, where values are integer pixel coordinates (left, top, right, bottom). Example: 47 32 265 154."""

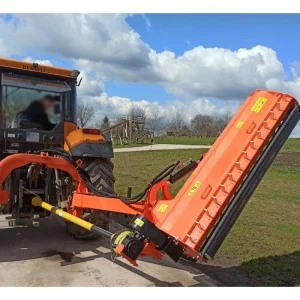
102 115 151 145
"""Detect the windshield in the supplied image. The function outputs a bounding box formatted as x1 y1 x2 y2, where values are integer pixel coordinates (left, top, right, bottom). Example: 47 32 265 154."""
0 73 73 129
1 86 61 128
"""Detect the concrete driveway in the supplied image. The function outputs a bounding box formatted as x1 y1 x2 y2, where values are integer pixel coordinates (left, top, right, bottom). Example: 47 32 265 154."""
0 215 218 287
114 144 211 153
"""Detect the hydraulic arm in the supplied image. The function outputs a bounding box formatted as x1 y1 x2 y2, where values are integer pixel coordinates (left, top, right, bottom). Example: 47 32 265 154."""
0 90 299 266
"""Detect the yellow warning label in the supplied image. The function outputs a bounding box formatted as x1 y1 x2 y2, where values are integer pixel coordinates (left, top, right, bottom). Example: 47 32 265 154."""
236 121 244 128
188 181 201 197
134 218 144 227
158 204 168 213
251 97 268 113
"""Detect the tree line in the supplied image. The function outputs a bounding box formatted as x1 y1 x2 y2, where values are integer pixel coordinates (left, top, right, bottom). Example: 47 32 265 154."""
76 102 233 138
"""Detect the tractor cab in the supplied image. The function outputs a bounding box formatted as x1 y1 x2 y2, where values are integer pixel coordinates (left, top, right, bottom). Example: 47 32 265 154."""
0 58 79 156
0 58 80 223
0 58 114 231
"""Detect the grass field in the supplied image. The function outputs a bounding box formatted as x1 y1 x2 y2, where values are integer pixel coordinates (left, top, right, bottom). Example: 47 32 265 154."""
281 138 300 153
154 136 216 145
112 140 300 286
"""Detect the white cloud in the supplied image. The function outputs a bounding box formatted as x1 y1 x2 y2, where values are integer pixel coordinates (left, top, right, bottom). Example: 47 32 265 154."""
141 14 152 32
149 45 286 100
0 14 151 69
79 91 230 126
76 70 104 97
291 61 300 79
74 44 300 102
266 77 300 99
2 14 300 101
0 38 8 57
84 92 299 137
291 123 300 138
23 57 53 66
0 14 299 136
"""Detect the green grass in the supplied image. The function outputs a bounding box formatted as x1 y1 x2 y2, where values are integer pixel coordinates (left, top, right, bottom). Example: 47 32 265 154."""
281 138 300 153
113 149 205 195
219 165 300 286
113 149 300 286
154 136 216 145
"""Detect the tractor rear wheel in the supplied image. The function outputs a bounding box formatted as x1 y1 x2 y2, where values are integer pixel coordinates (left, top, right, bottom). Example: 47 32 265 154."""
65 157 115 239
82 157 115 194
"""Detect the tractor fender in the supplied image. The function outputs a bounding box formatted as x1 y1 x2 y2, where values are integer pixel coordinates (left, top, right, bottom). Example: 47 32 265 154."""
64 127 114 158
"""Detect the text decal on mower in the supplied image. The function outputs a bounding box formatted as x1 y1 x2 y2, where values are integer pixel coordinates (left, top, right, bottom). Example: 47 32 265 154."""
158 204 168 213
188 181 201 197
134 218 145 227
235 121 244 129
251 97 268 113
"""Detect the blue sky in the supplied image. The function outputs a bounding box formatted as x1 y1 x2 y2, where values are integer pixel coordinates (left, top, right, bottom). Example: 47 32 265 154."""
7 14 300 102
130 14 300 61
110 13 300 101
1 13 300 135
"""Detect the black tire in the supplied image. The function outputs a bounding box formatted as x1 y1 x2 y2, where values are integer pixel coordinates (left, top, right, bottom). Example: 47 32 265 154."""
65 157 115 239
81 157 115 194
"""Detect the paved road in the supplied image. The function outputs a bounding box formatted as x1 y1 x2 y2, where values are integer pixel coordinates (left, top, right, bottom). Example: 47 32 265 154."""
114 144 211 153
0 215 218 287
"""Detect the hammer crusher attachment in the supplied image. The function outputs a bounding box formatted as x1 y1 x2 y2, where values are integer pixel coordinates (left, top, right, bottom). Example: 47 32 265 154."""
0 89 300 266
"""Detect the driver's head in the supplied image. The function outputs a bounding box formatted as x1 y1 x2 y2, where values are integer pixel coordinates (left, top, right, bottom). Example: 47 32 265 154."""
41 95 59 110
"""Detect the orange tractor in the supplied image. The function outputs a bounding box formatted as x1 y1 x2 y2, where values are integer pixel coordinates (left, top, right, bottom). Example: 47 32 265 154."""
0 58 115 237
0 58 299 266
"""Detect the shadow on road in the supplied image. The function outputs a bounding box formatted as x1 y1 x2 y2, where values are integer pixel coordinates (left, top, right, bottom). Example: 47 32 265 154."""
239 251 300 286
0 216 99 262
181 251 300 287
0 216 216 286
1 215 298 286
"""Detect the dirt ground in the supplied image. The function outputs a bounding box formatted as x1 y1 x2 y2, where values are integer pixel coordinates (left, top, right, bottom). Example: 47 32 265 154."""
114 144 211 153
272 152 300 168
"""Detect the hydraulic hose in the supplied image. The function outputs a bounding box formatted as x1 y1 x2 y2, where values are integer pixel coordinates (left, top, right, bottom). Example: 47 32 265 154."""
34 148 180 204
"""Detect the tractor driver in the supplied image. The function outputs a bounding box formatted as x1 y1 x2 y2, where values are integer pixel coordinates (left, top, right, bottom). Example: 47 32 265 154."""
17 94 59 130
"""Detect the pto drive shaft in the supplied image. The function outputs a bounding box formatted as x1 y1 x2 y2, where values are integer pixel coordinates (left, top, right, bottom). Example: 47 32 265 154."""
31 197 113 238
32 197 153 265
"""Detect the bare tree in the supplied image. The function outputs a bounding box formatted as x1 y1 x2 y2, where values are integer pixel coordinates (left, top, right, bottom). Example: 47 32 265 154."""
191 114 214 137
128 104 146 117
167 112 188 137
146 107 166 137
190 110 233 137
215 110 232 133
77 102 95 128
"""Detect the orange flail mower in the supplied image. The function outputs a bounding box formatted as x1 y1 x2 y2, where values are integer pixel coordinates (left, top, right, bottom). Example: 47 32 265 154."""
0 89 299 266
